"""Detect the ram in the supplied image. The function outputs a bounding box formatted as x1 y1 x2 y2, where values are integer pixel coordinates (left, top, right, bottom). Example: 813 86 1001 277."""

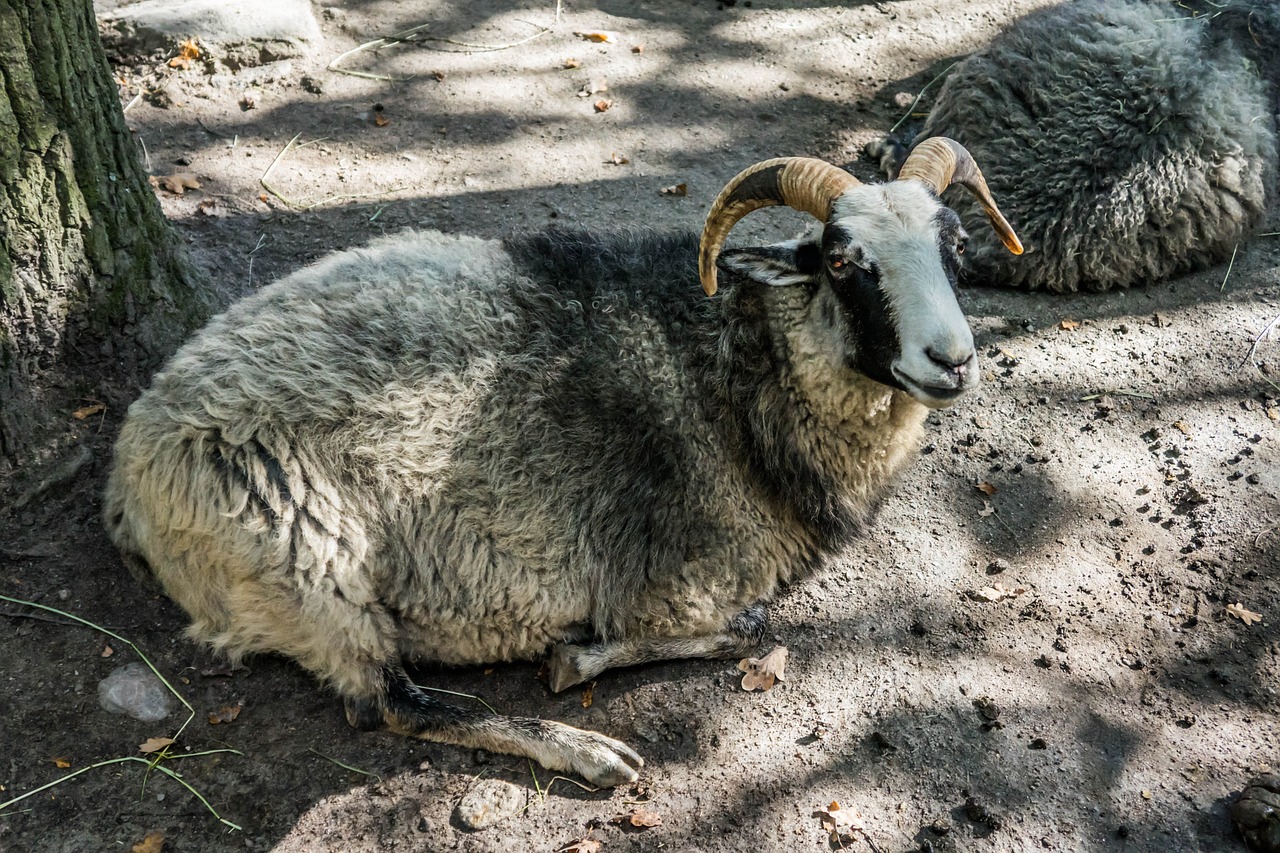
104 138 1021 786
869 0 1278 292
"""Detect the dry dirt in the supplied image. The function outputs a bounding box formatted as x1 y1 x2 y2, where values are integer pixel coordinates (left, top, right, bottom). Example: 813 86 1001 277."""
3 1 1280 851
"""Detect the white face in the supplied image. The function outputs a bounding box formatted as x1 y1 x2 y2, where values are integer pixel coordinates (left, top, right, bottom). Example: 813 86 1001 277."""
826 181 976 408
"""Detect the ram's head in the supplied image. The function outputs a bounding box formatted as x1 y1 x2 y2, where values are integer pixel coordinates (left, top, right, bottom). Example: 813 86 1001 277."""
700 137 1023 409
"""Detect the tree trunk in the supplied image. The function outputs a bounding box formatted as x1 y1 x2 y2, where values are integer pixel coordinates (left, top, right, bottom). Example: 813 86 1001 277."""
0 0 213 470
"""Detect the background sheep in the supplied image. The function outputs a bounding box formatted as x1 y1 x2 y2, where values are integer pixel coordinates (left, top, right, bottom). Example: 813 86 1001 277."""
869 0 1279 293
103 141 1020 787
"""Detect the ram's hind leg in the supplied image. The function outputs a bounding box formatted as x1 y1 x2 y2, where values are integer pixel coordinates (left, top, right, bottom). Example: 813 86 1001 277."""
344 665 643 788
547 603 768 693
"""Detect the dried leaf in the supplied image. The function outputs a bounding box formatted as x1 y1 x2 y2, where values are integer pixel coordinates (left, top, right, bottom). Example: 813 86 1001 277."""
631 44 645 54
972 583 1028 603
660 183 688 197
557 836 601 853
562 58 583 69
737 645 788 692
258 192 270 204
1227 602 1262 626
1172 420 1191 436
101 643 114 657
52 757 71 769
593 98 613 113
432 70 446 81
374 112 390 127
132 830 166 853
208 702 243 724
575 31 618 43
73 402 105 420
1059 319 1080 331
149 173 201 195
581 680 595 709
815 801 864 845
978 500 996 517
167 37 200 69
611 808 662 828
975 481 997 496
608 151 630 165
139 737 175 754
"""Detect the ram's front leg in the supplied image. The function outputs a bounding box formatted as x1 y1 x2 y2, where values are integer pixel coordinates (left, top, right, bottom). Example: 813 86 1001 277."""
546 603 768 693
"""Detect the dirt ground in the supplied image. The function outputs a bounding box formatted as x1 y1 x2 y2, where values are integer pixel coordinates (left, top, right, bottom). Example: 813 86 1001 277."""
3 0 1279 850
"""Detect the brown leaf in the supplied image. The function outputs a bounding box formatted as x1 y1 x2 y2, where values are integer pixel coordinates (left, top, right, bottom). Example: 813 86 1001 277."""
631 44 644 54
149 173 201 195
574 31 618 43
239 93 257 111
608 152 630 166
660 183 688 197
1227 602 1263 626
52 757 71 769
73 402 105 420
562 58 583 69
557 835 602 853
208 702 243 724
814 801 864 845
611 808 662 828
737 645 788 692
139 736 176 754
101 643 114 657
975 481 997 496
167 37 200 69
581 680 595 709
374 112 390 127
972 583 1028 603
431 70 446 81
1172 420 1192 436
132 830 166 853
593 99 613 113
1059 319 1080 331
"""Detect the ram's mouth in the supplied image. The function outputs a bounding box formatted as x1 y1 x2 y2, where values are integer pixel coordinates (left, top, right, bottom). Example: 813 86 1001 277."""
892 367 975 409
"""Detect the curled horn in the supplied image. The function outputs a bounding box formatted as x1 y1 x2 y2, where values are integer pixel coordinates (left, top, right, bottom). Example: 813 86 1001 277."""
898 137 1024 255
698 158 860 296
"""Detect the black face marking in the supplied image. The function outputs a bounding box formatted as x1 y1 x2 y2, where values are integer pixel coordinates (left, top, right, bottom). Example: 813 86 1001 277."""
820 223 902 391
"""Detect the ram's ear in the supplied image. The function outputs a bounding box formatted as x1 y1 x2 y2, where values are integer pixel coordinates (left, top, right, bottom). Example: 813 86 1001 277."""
716 239 821 287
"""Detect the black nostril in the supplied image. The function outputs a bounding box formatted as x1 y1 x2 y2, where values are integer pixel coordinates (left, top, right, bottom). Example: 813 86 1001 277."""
926 348 972 371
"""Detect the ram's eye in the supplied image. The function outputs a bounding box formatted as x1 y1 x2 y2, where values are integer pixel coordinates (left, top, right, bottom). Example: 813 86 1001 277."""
828 256 846 270
956 240 967 255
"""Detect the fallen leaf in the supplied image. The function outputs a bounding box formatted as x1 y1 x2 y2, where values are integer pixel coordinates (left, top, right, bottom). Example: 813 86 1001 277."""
610 808 662 828
52 757 71 769
975 481 997 496
608 152 630 165
562 58 583 69
631 44 645 54
258 192 270 204
208 702 243 724
593 99 613 113
1059 319 1080 331
101 643 114 657
575 30 619 43
239 93 257 111
978 500 996 517
815 801 864 846
972 583 1028 603
139 736 175 754
132 830 166 853
737 645 788 692
374 112 390 127
1227 602 1262 626
1172 420 1191 436
660 183 688 197
167 38 199 70
432 70 446 81
582 680 595 709
557 837 601 853
149 173 201 195
73 402 105 420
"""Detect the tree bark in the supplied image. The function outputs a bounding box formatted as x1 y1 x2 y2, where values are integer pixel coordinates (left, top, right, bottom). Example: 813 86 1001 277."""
0 0 212 469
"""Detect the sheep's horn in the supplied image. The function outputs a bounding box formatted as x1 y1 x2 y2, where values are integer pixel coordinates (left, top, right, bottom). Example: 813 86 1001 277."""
898 137 1024 256
698 157 860 296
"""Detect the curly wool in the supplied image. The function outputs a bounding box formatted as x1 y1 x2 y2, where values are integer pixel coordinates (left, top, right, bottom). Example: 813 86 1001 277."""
919 0 1277 292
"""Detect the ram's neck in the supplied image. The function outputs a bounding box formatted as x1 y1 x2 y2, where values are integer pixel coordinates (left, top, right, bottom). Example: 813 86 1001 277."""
717 283 928 554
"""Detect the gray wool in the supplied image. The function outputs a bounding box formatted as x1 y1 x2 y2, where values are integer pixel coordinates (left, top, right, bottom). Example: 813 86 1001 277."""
917 0 1277 292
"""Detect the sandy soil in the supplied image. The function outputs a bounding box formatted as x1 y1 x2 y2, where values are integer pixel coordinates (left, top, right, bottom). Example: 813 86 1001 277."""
2 1 1279 851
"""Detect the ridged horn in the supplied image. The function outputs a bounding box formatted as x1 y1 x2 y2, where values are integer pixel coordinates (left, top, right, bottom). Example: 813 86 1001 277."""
698 157 860 296
898 137 1024 255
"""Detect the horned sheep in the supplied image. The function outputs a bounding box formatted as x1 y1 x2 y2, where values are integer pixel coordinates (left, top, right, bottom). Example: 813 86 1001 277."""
104 139 1022 786
869 0 1279 293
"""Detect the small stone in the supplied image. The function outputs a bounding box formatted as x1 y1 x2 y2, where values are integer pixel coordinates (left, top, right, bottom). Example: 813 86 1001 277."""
454 780 524 830
98 662 173 722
